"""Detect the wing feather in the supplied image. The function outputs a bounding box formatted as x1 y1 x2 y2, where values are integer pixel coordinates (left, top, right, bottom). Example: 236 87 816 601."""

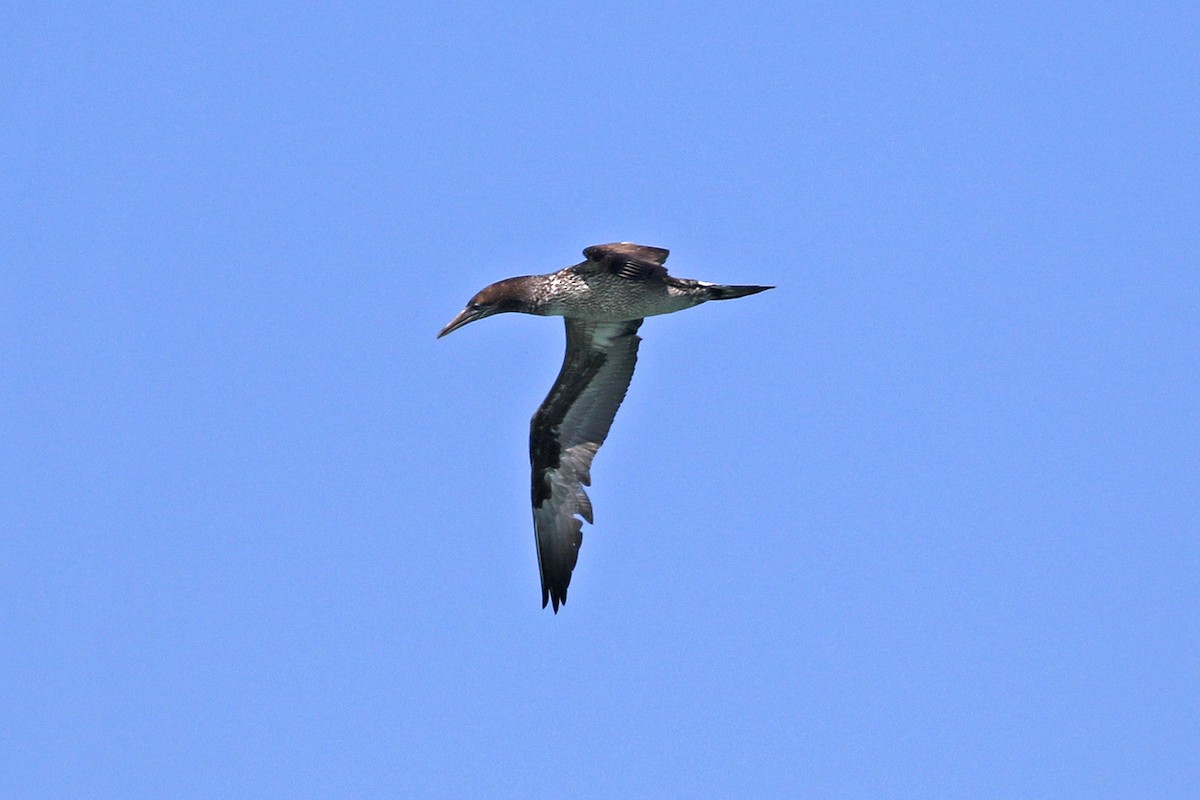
580 243 670 282
530 318 643 611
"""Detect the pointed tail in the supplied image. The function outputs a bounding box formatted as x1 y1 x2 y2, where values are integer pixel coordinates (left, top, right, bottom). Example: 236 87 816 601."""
708 284 774 300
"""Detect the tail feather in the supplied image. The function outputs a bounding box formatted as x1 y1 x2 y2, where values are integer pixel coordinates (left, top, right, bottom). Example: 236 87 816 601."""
708 284 773 300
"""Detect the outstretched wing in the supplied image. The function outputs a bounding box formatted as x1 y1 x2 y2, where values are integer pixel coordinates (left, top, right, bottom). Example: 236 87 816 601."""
580 242 671 282
530 318 643 611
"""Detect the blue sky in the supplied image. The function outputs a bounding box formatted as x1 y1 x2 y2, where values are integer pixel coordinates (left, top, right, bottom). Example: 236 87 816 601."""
3 2 1197 797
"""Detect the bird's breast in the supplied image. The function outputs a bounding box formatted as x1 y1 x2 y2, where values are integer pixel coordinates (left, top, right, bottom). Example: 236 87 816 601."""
544 273 704 321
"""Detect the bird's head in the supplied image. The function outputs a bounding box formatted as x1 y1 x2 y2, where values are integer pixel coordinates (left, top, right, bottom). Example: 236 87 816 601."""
437 278 527 338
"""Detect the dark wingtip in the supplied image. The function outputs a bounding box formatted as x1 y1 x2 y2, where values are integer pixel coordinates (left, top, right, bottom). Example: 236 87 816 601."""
542 587 566 613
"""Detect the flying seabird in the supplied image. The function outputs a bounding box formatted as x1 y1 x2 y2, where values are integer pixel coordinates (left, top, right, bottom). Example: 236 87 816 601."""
438 242 772 612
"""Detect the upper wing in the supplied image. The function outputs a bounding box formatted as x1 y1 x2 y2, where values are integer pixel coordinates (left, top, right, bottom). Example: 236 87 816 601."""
530 318 643 611
580 242 671 282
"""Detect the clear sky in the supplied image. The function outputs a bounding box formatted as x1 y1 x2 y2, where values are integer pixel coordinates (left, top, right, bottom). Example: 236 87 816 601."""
3 3 1197 797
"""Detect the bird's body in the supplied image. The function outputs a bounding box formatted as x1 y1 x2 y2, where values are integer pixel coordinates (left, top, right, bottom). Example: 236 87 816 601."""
439 243 772 612
518 268 723 321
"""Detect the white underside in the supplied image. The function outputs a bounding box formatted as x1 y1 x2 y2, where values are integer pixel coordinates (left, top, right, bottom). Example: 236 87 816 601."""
540 272 705 322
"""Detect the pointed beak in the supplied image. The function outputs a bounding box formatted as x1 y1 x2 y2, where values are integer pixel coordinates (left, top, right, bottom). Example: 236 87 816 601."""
437 306 486 338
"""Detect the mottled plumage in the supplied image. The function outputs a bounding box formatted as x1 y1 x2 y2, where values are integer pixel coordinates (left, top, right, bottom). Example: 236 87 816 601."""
438 243 772 612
